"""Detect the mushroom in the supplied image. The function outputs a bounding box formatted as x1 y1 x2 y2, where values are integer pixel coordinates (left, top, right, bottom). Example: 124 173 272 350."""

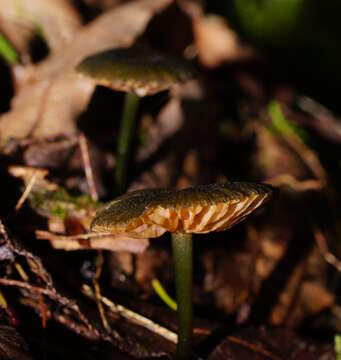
76 46 196 194
90 181 275 359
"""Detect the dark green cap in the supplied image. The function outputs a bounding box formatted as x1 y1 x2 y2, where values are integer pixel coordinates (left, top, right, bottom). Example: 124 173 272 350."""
76 46 196 96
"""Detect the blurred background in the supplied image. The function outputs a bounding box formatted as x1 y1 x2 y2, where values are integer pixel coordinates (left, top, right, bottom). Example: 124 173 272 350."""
0 0 340 358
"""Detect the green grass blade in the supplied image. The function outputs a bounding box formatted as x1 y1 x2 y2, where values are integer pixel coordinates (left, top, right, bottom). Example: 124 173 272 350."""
0 33 19 64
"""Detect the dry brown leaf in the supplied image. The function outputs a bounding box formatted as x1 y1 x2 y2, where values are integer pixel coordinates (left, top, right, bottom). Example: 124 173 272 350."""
269 263 305 326
9 165 149 253
0 0 82 59
0 326 33 360
193 15 254 68
82 0 120 10
297 96 341 143
176 149 200 188
132 79 204 190
23 137 79 168
0 220 53 287
36 230 149 253
203 250 253 314
266 174 324 192
135 248 172 289
130 153 175 191
298 281 334 314
8 165 49 181
277 280 335 328
136 98 184 162
209 327 335 360
0 0 173 145
254 125 314 180
255 237 286 280
0 222 108 343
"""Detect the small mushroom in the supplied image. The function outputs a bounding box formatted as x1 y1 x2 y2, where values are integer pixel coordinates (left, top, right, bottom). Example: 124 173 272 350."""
91 181 275 359
76 46 196 194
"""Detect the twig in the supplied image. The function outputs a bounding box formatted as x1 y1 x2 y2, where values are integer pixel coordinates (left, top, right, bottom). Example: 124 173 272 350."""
266 174 323 192
15 173 37 211
0 220 9 240
93 250 111 332
39 294 47 328
82 284 178 344
0 278 73 305
314 227 341 272
53 313 101 340
254 120 327 187
0 289 7 308
20 297 104 341
14 262 29 282
284 135 327 185
35 230 114 242
35 230 149 253
79 134 98 201
0 278 97 335
264 103 327 185
28 79 52 137
227 336 281 360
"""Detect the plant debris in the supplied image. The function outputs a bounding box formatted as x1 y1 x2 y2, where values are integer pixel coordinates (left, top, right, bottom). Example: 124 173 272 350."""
0 0 339 358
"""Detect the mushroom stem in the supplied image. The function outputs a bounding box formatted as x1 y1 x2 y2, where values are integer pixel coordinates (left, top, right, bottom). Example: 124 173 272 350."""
171 232 193 360
115 91 140 194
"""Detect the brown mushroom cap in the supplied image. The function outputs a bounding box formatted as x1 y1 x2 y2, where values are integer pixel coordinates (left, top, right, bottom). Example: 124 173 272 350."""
90 182 275 238
76 46 196 97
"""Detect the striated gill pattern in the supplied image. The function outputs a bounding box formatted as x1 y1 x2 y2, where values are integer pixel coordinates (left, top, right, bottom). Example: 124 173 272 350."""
90 182 275 238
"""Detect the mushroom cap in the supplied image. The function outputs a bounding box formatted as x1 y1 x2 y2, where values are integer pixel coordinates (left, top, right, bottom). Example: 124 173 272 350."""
90 182 275 238
76 47 196 97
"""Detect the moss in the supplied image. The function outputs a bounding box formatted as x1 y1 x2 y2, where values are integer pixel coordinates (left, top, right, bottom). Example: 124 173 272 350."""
30 187 101 219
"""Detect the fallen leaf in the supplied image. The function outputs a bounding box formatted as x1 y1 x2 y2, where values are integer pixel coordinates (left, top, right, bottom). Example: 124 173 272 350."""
10 165 149 253
23 136 78 168
209 326 335 360
193 15 254 68
0 220 53 287
36 230 149 253
0 0 82 59
0 0 173 144
82 0 120 11
136 97 184 162
203 250 253 314
269 262 305 326
0 221 108 343
0 325 32 360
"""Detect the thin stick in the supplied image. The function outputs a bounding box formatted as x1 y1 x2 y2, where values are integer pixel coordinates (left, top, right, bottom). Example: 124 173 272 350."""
79 134 98 201
35 230 149 253
35 230 115 242
284 135 327 184
14 262 29 282
20 297 103 342
82 284 178 344
266 174 324 192
0 290 8 308
39 294 47 328
0 278 72 304
15 173 37 211
227 336 281 360
0 278 93 330
93 250 111 332
314 227 341 272
28 80 52 137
